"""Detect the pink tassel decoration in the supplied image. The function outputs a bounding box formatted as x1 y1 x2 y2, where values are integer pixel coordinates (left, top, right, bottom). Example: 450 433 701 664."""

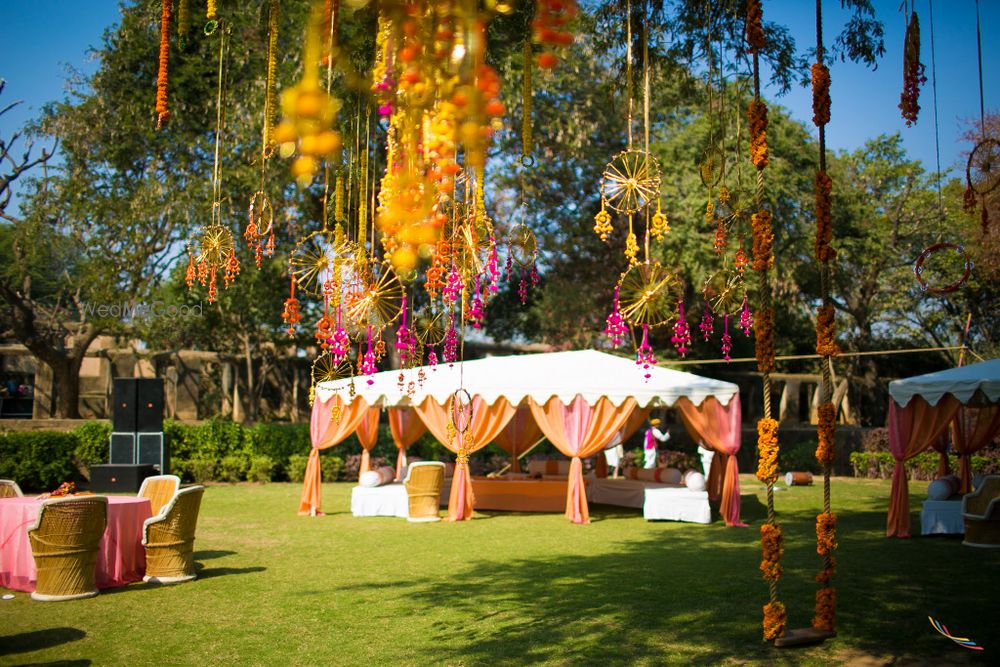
721 313 732 362
604 286 627 348
636 324 656 381
361 326 378 384
699 302 714 341
739 294 754 336
671 300 692 357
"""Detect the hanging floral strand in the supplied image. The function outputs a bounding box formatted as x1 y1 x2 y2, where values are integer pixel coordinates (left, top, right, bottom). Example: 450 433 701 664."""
746 0 784 642
155 0 172 129
899 9 926 126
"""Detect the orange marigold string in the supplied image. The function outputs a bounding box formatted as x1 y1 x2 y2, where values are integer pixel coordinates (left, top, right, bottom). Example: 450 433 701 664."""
760 523 784 580
754 307 775 373
813 587 836 632
815 557 836 583
816 512 837 555
748 100 769 170
814 171 835 262
816 402 836 465
811 63 830 127
751 209 773 272
763 601 787 641
745 0 765 51
155 0 172 129
756 417 779 483
815 304 839 357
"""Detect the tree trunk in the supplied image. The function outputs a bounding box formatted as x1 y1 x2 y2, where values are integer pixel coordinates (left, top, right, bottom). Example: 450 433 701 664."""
242 335 256 423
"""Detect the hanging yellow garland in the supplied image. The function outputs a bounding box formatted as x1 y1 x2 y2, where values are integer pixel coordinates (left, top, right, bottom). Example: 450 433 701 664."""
760 523 784 581
756 417 779 484
815 402 836 465
813 586 836 632
763 602 787 642
754 307 775 373
155 0 172 129
747 100 769 170
751 209 774 272
811 63 831 127
814 171 834 262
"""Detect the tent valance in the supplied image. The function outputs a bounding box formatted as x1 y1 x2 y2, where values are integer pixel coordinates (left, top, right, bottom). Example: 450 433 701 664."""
888 358 1000 408
314 349 739 409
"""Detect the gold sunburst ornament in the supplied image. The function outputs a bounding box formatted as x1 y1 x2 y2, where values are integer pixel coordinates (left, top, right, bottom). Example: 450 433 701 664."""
616 261 680 328
344 265 404 331
601 149 662 214
309 352 353 405
289 230 354 297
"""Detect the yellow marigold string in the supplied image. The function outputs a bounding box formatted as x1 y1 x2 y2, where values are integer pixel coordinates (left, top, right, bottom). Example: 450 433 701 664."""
747 99 769 170
813 587 836 632
811 63 831 127
745 0 765 52
704 200 715 225
760 523 784 581
177 0 190 40
207 0 218 21
816 402 836 465
155 0 172 129
763 601 787 641
815 556 836 583
816 512 837 555
756 417 779 484
751 209 773 272
814 171 835 262
754 307 775 373
263 0 279 147
815 304 839 357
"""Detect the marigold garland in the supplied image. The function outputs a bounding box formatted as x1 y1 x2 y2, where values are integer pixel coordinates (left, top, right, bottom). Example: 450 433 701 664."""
754 307 775 373
814 171 835 262
207 0 218 22
177 0 190 40
816 402 837 465
155 0 172 129
815 304 839 357
812 587 836 632
747 100 769 170
760 523 784 580
815 557 836 583
751 209 773 272
899 11 926 127
263 0 279 147
756 417 779 484
815 512 837 555
763 601 787 641
745 0 765 51
811 63 831 127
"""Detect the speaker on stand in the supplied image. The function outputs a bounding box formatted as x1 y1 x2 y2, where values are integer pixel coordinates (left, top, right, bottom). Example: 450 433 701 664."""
108 378 168 473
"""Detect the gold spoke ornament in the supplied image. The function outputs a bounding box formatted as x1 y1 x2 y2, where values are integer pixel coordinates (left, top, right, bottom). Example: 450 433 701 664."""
616 260 681 328
601 149 662 214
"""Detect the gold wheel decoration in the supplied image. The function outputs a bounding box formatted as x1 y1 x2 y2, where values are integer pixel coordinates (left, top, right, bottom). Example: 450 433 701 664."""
414 309 447 347
699 146 726 189
967 138 1000 195
289 230 355 297
616 261 681 328
196 223 235 268
507 223 537 267
344 265 404 331
450 388 474 434
703 270 743 315
601 149 662 214
309 352 353 406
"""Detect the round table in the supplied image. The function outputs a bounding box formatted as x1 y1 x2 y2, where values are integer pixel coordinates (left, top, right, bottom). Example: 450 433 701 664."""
0 495 152 592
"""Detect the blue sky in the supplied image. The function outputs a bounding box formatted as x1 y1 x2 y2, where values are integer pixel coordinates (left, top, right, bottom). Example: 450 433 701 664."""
1 1 997 197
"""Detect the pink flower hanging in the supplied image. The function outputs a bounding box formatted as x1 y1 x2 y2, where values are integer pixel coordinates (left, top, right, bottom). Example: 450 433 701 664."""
604 286 627 348
395 293 412 364
739 294 754 335
699 302 714 341
361 326 378 384
671 300 692 357
443 263 462 304
469 276 485 329
442 312 459 364
328 303 350 363
518 268 528 304
721 313 733 362
636 324 656 381
487 236 500 293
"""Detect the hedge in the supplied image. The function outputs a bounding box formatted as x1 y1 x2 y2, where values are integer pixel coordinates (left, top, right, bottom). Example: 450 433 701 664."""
849 451 995 481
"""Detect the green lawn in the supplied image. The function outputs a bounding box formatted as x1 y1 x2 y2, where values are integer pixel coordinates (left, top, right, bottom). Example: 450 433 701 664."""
2 476 996 666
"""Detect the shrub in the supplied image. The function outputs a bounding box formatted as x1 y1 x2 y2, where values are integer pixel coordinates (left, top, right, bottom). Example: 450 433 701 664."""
321 454 345 482
861 428 889 452
778 440 821 474
72 421 111 471
184 457 217 484
286 454 309 483
248 455 275 483
849 451 993 481
218 455 250 483
0 431 79 492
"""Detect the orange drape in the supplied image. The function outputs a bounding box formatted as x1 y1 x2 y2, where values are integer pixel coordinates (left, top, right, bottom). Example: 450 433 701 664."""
528 396 637 524
951 405 1000 494
492 404 542 473
414 395 516 520
298 395 374 516
886 395 961 537
355 407 381 479
595 405 651 478
674 396 744 527
388 406 428 480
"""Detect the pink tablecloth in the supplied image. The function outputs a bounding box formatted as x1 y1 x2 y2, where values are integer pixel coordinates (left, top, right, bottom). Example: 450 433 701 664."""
0 495 152 592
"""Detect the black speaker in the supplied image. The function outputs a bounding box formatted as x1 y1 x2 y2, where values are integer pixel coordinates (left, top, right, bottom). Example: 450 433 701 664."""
89 464 156 493
109 432 136 464
137 433 168 473
112 379 137 432
136 379 164 433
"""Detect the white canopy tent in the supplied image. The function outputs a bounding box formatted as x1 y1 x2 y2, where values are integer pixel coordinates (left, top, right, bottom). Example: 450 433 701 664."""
302 350 744 525
888 358 1000 407
315 349 740 408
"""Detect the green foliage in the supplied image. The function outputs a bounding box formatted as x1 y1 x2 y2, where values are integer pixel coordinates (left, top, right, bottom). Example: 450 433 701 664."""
217 455 251 483
849 451 993 481
0 431 79 492
320 455 345 483
180 457 217 484
778 440 821 475
247 455 276 483
286 454 309 484
72 420 112 468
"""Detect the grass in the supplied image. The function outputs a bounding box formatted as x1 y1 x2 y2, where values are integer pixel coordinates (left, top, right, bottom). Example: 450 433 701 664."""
2 475 997 666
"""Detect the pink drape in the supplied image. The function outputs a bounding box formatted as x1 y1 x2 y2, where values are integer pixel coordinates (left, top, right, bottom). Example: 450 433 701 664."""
298 395 373 516
674 396 744 527
886 395 962 537
529 396 637 524
492 404 542 473
355 407 381 480
388 407 428 480
951 405 1000 494
413 396 516 521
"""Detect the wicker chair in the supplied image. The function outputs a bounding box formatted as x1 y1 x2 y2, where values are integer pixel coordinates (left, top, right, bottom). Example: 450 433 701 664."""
142 485 205 583
28 496 108 601
0 479 24 498
138 474 181 516
404 461 445 523
962 476 1000 548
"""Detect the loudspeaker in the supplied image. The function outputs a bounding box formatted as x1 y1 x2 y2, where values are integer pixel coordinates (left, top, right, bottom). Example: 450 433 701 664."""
89 464 156 493
112 379 137 432
136 432 168 473
109 432 136 464
136 379 164 433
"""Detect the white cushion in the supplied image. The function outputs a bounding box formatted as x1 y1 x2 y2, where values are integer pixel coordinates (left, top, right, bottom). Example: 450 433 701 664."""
359 466 395 488
684 470 706 492
661 467 682 484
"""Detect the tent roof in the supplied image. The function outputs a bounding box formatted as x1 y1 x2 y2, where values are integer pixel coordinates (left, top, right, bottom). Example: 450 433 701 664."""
315 349 739 408
888 358 1000 407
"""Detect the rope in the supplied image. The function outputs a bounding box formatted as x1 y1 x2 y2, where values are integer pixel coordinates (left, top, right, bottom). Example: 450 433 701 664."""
928 0 943 214
210 23 228 224
626 0 633 148
975 0 985 135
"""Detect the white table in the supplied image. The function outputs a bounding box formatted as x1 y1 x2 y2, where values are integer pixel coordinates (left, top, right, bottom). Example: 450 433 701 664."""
643 486 711 524
921 499 964 535
350 484 408 518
